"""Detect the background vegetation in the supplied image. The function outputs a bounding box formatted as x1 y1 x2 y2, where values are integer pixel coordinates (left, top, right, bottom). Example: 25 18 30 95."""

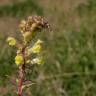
0 0 96 96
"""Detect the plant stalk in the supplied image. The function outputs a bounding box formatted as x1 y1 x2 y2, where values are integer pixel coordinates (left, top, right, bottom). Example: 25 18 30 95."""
18 46 26 96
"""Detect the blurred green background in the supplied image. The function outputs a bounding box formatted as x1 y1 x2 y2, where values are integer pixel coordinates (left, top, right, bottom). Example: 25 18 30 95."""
0 0 96 96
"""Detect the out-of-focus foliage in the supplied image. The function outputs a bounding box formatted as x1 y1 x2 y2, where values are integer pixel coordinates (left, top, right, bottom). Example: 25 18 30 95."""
0 0 96 95
0 0 43 17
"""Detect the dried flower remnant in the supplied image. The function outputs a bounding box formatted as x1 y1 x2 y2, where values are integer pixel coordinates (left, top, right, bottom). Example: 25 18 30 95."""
19 16 50 44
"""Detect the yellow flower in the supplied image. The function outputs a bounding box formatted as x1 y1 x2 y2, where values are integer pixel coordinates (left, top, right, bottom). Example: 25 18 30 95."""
30 39 43 53
7 37 17 46
15 55 24 66
31 57 44 65
31 44 42 53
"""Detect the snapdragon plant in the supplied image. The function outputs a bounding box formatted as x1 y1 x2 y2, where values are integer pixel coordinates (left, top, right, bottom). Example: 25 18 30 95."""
7 15 50 96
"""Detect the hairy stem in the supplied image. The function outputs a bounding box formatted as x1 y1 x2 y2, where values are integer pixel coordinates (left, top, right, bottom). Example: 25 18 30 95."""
18 46 26 96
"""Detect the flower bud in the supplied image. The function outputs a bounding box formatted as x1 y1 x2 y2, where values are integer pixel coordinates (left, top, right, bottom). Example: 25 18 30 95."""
23 32 34 44
31 23 38 31
19 20 26 33
19 20 26 28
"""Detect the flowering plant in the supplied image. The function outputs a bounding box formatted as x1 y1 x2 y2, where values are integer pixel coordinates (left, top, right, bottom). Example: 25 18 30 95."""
7 15 50 96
